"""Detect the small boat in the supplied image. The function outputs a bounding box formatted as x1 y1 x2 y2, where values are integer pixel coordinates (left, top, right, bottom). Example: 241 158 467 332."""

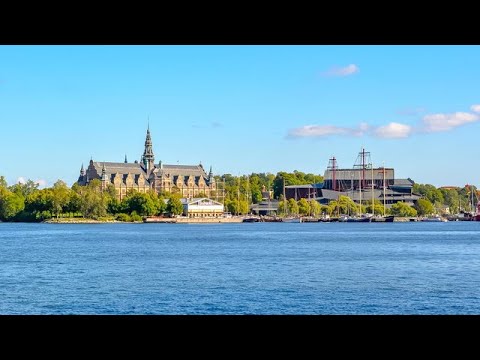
282 217 302 223
243 217 260 223
421 215 448 222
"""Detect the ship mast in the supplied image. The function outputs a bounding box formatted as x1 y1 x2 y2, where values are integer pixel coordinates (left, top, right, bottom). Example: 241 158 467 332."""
327 156 338 191
383 161 386 217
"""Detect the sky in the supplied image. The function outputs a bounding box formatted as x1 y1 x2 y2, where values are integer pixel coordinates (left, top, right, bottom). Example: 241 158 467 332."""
1 45 480 188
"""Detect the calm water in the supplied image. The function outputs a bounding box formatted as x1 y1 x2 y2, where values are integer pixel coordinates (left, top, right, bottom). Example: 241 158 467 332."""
0 222 479 314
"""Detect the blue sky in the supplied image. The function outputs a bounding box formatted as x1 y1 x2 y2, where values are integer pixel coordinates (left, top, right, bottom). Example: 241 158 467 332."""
1 45 479 188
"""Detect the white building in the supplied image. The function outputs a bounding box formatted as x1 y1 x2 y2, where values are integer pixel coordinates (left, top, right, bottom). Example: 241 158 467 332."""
181 198 224 218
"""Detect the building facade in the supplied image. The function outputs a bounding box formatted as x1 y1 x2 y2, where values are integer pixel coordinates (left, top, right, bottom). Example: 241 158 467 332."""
284 150 421 208
77 127 216 200
181 198 224 218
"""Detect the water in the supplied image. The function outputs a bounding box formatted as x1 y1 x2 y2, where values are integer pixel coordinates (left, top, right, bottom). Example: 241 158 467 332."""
1 222 479 314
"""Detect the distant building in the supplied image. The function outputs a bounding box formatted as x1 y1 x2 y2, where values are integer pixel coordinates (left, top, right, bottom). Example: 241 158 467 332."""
250 185 279 216
284 149 421 208
181 198 224 218
77 127 217 200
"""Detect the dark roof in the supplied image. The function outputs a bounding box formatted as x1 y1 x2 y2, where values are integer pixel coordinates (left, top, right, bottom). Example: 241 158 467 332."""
93 161 145 175
285 184 314 189
393 178 414 186
156 164 208 177
162 164 202 170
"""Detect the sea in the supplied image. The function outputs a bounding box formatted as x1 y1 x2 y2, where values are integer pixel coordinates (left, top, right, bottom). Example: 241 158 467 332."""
0 222 479 314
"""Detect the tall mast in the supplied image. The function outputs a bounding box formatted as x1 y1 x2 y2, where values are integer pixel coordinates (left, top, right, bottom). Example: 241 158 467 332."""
359 169 362 215
371 164 374 216
327 156 337 191
283 176 288 216
383 161 386 217
362 148 365 189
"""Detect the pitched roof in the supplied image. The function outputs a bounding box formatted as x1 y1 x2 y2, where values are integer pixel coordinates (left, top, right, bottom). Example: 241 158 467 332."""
156 164 208 177
92 162 146 175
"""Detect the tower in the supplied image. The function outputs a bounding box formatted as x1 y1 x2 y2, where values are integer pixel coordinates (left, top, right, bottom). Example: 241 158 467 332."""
101 163 108 190
142 125 155 173
208 166 214 182
78 163 86 184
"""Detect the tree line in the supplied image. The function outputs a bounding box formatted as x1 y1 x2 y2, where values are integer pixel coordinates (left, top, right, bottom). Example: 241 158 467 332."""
0 172 478 221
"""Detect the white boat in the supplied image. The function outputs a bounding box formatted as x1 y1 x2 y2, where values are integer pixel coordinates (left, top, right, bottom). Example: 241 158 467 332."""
282 217 302 223
421 215 447 222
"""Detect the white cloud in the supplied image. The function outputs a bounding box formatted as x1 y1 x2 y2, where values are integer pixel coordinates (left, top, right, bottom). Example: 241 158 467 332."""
17 177 26 184
35 179 47 188
288 125 360 138
422 112 479 132
470 104 480 113
322 64 359 77
374 122 412 138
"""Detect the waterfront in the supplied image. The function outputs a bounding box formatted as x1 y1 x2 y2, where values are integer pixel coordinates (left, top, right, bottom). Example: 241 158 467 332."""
1 222 480 314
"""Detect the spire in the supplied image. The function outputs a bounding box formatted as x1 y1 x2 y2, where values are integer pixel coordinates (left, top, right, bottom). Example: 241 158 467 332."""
80 163 85 176
208 166 214 181
124 154 128 163
101 163 108 182
142 125 155 172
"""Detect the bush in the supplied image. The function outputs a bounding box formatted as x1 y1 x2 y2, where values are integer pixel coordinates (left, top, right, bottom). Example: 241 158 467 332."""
115 213 131 222
130 212 143 222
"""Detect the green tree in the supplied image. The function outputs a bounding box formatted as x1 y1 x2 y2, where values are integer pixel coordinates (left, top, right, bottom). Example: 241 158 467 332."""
309 199 321 217
288 198 299 215
415 198 435 216
0 176 7 188
124 192 158 216
278 200 288 215
167 196 184 216
0 189 25 220
298 198 310 215
51 180 71 217
391 202 417 217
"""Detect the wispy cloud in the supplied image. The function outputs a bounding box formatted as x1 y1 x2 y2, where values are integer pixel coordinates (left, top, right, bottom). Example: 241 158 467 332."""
322 64 359 77
470 104 480 113
288 123 368 139
396 107 426 116
15 177 47 188
211 121 222 128
36 179 47 188
374 122 412 138
422 112 479 132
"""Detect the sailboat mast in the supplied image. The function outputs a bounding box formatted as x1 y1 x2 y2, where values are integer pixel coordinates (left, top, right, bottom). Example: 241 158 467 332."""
359 169 362 215
371 165 374 216
383 161 386 217
283 176 287 216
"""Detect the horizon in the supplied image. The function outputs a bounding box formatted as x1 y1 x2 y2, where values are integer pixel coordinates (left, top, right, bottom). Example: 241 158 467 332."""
1 45 479 189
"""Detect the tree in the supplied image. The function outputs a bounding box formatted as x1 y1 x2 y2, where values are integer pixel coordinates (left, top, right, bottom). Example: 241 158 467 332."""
287 198 299 215
415 198 435 216
391 202 417 217
167 196 183 216
0 176 7 188
124 192 158 216
9 180 40 198
0 189 25 220
51 180 71 217
278 200 288 215
298 198 310 215
365 200 385 215
309 199 321 217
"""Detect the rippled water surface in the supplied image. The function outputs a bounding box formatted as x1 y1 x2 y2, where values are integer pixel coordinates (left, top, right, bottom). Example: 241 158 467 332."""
1 222 479 314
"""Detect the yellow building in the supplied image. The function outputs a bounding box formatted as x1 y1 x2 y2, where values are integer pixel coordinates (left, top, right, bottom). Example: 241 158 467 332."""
77 127 216 200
